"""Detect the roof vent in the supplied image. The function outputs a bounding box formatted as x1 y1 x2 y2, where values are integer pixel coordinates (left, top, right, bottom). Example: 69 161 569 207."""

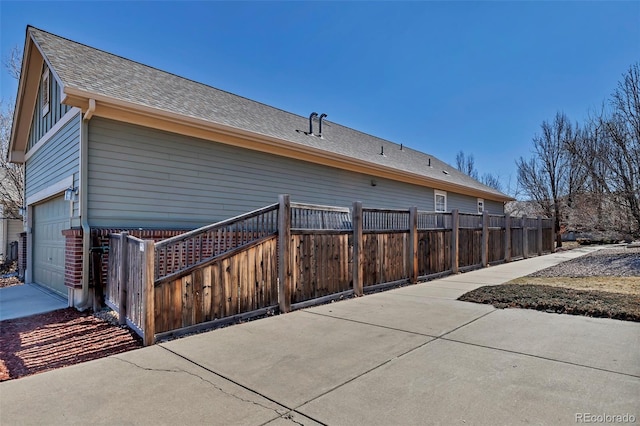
443 170 449 175
380 145 385 156
318 113 327 138
308 112 318 135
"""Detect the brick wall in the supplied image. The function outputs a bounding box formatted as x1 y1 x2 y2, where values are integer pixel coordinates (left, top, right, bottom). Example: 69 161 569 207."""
61 227 191 292
62 228 83 289
91 228 191 291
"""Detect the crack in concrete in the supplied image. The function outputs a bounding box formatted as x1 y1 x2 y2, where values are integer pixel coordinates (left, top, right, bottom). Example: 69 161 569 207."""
111 356 287 416
156 347 330 426
279 411 308 426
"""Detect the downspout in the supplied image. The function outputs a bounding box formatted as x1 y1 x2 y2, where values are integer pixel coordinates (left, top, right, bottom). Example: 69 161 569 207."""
76 99 95 310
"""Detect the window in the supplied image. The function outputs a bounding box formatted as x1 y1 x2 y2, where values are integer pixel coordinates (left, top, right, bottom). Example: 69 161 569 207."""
41 67 50 116
477 198 484 214
434 190 447 212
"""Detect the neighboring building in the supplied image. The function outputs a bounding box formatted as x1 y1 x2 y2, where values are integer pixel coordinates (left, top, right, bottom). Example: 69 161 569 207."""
8 26 512 306
0 205 22 262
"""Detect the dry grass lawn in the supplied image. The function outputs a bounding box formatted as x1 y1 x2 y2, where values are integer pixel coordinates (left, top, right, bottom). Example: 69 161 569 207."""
508 276 640 295
460 245 640 322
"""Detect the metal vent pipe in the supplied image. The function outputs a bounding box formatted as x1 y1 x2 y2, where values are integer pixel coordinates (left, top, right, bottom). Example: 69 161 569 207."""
318 113 327 137
309 112 318 135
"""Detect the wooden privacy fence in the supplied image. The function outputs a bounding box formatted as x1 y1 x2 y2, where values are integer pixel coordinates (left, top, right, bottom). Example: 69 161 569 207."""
154 203 279 278
107 195 555 345
106 233 154 345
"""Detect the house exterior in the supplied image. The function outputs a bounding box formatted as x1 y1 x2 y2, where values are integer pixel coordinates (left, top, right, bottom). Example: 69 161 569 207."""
0 206 22 263
8 27 512 307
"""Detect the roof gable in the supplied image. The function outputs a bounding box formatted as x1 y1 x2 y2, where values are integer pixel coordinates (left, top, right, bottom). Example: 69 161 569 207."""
12 26 512 202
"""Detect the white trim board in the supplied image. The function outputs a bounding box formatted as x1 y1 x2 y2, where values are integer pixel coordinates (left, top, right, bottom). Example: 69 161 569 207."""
24 108 80 162
26 175 73 206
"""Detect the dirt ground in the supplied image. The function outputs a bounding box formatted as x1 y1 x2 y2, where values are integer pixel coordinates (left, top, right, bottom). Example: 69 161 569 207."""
0 260 20 288
0 260 142 382
460 245 640 322
0 308 142 381
0 275 21 288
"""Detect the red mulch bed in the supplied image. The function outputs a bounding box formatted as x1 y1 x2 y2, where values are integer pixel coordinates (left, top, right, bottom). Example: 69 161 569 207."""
0 308 142 381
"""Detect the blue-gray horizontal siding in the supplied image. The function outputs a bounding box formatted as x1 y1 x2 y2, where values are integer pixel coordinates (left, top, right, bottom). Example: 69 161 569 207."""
448 192 478 214
26 113 80 201
28 67 71 150
447 193 504 215
485 199 505 214
87 118 491 227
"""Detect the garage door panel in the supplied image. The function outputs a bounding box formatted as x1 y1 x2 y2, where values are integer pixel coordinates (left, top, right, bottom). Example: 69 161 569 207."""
33 196 68 295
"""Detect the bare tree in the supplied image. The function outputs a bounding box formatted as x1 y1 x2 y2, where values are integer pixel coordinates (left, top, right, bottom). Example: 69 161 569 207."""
602 63 640 234
3 46 22 80
517 112 576 247
1 46 24 220
480 172 502 192
455 151 478 179
566 64 640 236
456 151 503 191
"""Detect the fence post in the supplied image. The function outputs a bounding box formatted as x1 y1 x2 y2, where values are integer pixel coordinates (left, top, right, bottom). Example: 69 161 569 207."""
142 240 155 346
352 201 363 296
481 210 489 267
504 213 511 263
278 194 291 313
118 232 129 326
537 216 543 256
522 215 528 259
451 209 459 274
409 207 418 284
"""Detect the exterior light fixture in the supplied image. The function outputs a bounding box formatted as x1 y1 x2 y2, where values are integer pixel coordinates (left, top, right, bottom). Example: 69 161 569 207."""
19 206 26 216
64 186 78 202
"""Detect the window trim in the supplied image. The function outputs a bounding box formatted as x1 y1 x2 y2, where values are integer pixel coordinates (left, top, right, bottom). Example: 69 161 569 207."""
434 190 447 212
41 67 50 116
477 198 484 214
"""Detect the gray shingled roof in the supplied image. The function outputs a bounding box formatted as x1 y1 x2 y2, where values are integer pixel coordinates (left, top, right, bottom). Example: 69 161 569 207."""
29 26 509 200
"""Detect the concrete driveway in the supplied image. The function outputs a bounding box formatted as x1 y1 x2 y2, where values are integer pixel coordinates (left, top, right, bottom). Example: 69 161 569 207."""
1 247 638 425
0 283 67 321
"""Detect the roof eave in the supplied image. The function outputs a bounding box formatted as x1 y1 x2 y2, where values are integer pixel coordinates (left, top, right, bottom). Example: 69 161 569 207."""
8 28 50 164
63 87 513 202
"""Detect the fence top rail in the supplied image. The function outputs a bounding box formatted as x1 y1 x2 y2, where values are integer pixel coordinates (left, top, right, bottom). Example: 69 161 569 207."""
364 228 410 234
291 202 351 213
362 207 410 214
126 234 145 244
156 202 279 249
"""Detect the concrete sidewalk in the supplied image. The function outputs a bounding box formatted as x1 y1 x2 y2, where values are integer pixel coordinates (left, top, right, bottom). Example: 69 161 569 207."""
1 247 638 425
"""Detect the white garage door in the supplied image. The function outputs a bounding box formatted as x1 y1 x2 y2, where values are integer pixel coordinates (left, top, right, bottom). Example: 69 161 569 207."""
33 196 68 295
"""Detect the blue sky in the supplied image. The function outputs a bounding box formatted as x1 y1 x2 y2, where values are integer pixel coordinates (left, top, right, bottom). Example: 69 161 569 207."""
1 1 638 195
